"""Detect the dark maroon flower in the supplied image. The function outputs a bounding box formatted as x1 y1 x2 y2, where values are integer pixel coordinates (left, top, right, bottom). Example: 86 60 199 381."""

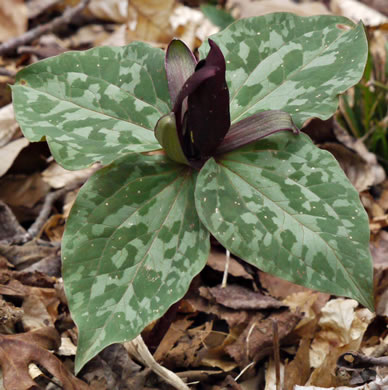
155 38 299 168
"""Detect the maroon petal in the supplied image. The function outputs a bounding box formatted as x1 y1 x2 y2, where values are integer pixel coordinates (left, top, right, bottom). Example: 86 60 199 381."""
173 65 219 158
186 39 230 158
215 110 299 155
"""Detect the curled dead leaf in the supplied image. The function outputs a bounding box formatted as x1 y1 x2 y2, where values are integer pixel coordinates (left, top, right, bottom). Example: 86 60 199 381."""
0 327 90 390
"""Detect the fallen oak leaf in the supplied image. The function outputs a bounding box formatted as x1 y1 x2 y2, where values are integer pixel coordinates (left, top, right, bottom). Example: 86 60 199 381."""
226 310 302 368
0 327 90 390
207 284 286 310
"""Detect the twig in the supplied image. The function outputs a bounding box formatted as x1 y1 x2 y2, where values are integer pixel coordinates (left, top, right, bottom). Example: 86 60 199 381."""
338 352 388 369
234 362 254 382
221 249 230 288
0 200 26 243
26 187 69 240
124 335 190 390
272 319 281 390
9 184 78 244
0 0 91 56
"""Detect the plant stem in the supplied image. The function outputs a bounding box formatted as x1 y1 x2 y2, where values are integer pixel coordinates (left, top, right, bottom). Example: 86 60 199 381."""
221 249 230 288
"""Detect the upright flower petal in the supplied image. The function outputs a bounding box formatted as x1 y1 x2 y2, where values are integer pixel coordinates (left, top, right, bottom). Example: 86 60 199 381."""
173 65 219 159
186 39 230 158
165 39 197 107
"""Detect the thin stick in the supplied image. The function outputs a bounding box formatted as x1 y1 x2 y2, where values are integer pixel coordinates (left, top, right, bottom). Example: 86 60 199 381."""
26 187 69 240
272 319 281 390
125 335 190 390
221 249 230 288
234 362 254 382
14 184 78 244
0 0 91 56
0 200 26 243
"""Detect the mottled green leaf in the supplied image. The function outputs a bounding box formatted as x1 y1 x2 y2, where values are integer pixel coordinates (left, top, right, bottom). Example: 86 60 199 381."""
195 132 373 310
199 13 368 128
200 4 235 30
12 43 171 170
62 154 209 372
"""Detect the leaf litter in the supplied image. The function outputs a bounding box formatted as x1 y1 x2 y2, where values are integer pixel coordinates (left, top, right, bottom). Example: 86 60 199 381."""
0 0 387 388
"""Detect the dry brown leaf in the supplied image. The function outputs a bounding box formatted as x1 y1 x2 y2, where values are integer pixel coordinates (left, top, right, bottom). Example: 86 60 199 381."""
26 0 61 19
82 344 142 390
258 271 314 299
361 0 388 16
188 293 250 328
372 229 388 256
283 291 329 338
0 0 27 42
88 0 128 23
0 173 50 209
331 0 388 25
158 321 213 369
0 297 23 333
377 182 388 211
170 5 218 49
0 327 90 390
0 279 59 330
226 310 302 368
307 299 375 387
0 241 59 270
42 214 65 242
207 284 285 310
95 23 128 47
284 338 312 390
197 328 239 371
333 121 385 190
371 230 388 315
0 200 26 241
126 0 176 44
206 250 253 280
0 104 19 148
320 143 379 193
228 0 330 19
22 293 58 330
154 317 194 362
42 162 99 189
0 138 29 178
63 189 78 219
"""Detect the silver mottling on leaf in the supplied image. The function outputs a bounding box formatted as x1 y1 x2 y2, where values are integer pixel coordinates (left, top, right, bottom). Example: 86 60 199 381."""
12 42 172 170
200 14 367 128
195 132 373 310
62 154 209 373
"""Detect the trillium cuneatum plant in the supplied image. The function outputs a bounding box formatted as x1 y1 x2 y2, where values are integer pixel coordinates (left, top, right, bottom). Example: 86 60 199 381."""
11 13 374 372
156 38 298 167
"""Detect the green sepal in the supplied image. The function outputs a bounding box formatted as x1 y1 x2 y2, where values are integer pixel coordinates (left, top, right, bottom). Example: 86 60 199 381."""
155 113 190 166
